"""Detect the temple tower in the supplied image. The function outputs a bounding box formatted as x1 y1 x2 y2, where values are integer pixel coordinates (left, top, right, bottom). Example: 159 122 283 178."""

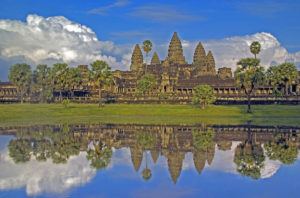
151 52 160 65
162 32 187 66
130 44 143 71
206 51 216 75
193 42 207 70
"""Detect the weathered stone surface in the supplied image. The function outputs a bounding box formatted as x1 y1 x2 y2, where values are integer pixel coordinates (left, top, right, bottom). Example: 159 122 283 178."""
163 32 187 66
130 44 143 71
218 67 232 79
193 150 206 175
130 146 143 171
151 52 160 65
193 42 206 69
206 50 216 75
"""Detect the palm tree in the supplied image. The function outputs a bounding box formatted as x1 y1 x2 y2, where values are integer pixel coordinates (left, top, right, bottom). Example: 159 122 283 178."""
89 60 112 108
142 40 152 73
250 41 261 59
142 152 152 181
86 141 112 170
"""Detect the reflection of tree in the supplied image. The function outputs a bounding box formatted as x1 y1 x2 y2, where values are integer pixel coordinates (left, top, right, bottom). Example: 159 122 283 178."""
136 131 156 149
8 139 31 163
136 131 156 181
8 125 81 164
234 142 265 179
86 141 112 170
192 129 215 150
265 136 298 164
192 128 216 175
142 152 152 181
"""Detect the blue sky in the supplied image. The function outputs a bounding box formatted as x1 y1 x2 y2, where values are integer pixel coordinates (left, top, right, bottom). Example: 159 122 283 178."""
0 0 300 80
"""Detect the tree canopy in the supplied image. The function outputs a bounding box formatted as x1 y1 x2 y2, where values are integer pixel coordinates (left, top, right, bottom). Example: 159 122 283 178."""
192 84 215 109
136 73 157 96
234 58 265 113
250 41 261 59
8 63 32 103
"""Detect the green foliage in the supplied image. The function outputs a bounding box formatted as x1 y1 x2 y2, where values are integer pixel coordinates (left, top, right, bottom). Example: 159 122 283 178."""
266 63 298 96
50 63 68 101
142 40 152 65
8 139 31 163
136 131 156 149
62 99 70 109
136 74 157 96
250 41 261 58
193 84 215 109
86 141 112 170
192 128 215 150
264 138 298 164
9 63 32 103
158 93 168 99
64 67 82 96
234 142 265 179
89 60 112 89
32 64 53 103
8 125 81 164
235 58 265 113
142 168 152 181
89 60 112 107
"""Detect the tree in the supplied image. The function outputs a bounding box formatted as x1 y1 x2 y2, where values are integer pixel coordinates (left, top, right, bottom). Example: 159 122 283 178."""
192 84 215 109
279 63 298 96
250 41 261 59
136 74 157 96
142 40 152 73
32 64 53 103
266 63 298 96
9 63 32 103
136 131 156 182
50 63 68 102
234 58 265 113
8 139 32 163
266 66 282 97
65 67 82 97
234 141 265 179
86 141 112 170
89 60 112 108
264 137 298 164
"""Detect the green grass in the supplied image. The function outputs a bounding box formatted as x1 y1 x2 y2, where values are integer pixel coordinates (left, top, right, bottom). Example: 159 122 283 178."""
0 103 300 127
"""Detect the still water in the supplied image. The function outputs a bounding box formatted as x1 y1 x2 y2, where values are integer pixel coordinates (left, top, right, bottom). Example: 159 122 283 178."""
0 124 300 198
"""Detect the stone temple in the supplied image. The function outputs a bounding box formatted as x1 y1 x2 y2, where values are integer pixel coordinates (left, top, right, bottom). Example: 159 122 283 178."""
0 32 299 103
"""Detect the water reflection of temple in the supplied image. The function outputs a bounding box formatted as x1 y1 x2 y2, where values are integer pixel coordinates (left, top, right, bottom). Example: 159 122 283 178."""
1 124 300 183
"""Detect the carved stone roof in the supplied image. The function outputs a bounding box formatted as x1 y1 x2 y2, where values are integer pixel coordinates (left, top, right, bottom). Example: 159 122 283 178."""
130 146 143 171
151 52 160 65
163 32 187 66
130 44 143 71
193 42 206 67
193 151 206 175
206 51 216 73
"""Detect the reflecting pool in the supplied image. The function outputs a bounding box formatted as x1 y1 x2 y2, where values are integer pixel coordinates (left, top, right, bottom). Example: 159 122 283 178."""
0 124 300 197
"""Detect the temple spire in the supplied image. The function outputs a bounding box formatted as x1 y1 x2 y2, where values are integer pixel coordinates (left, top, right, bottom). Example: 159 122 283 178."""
193 42 206 68
206 50 216 75
130 44 143 71
162 32 187 66
150 52 160 65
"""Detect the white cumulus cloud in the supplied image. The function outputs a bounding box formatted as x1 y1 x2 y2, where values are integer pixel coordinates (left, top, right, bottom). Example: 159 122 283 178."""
0 14 132 70
0 149 96 196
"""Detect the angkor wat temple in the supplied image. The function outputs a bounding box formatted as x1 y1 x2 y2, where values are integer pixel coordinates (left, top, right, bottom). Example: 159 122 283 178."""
1 32 300 103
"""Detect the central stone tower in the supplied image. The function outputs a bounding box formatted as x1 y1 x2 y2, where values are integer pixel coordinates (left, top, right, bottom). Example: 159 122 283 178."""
162 32 187 66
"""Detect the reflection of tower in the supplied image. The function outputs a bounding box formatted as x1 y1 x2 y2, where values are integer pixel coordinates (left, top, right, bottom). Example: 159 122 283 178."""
150 150 159 164
164 151 185 184
130 145 143 171
193 150 206 175
206 143 216 165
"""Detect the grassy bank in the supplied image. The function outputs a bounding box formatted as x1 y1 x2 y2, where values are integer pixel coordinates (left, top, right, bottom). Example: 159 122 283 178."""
0 103 300 127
